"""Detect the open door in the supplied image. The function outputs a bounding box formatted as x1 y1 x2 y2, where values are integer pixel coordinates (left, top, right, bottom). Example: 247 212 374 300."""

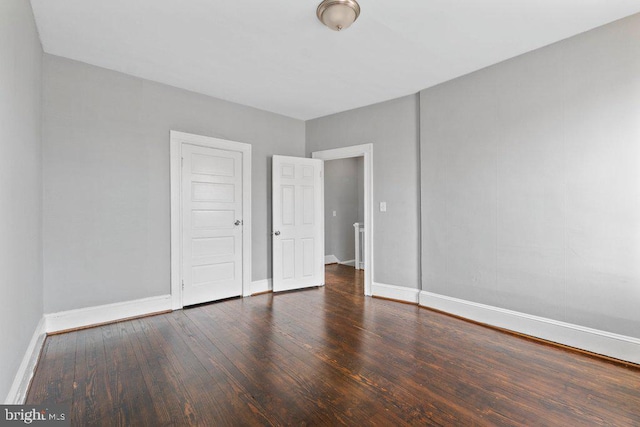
272 155 324 292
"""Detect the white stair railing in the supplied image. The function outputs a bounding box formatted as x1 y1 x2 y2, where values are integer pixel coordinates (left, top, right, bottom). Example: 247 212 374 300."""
353 222 364 270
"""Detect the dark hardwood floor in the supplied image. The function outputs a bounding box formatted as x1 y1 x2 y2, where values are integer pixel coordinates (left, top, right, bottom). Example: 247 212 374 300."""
28 264 640 426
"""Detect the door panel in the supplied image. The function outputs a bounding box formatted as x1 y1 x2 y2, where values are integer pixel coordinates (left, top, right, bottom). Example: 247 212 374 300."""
192 182 235 202
302 238 315 277
272 155 324 292
192 237 234 258
183 144 243 305
282 239 295 280
191 153 235 176
282 185 295 225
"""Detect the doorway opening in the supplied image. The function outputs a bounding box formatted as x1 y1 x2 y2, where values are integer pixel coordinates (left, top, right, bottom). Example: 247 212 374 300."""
312 144 373 296
323 157 364 269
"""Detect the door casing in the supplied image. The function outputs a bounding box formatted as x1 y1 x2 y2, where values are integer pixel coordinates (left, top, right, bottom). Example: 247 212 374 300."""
170 131 252 309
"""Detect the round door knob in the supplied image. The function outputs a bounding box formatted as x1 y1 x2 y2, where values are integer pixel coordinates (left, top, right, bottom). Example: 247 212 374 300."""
274 231 281 236
234 220 241 226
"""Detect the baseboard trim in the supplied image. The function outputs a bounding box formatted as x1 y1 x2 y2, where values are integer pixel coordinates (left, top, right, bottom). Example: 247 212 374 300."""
251 279 273 295
372 282 420 304
324 255 339 264
325 255 356 267
5 317 46 404
45 295 172 334
419 291 640 365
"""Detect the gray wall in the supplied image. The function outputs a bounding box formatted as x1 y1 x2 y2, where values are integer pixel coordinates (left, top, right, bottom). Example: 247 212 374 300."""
307 95 421 289
324 158 362 262
421 13 640 337
0 0 43 401
43 55 305 313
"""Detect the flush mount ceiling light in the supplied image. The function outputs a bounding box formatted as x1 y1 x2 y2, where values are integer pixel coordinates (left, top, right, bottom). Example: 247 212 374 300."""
317 0 361 31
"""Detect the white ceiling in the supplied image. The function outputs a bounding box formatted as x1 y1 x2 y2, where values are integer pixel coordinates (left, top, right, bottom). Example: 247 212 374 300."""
31 0 640 120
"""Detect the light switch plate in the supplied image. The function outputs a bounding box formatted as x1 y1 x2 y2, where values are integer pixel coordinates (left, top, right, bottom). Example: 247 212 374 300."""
332 210 336 217
380 202 387 212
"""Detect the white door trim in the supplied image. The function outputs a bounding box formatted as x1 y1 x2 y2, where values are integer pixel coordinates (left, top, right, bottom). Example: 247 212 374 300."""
312 143 374 296
170 131 252 310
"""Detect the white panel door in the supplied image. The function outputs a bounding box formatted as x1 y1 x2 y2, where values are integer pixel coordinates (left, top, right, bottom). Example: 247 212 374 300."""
272 155 324 292
182 144 243 305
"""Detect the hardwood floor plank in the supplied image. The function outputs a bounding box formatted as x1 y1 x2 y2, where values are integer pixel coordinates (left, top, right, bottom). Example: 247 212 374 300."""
165 312 276 426
26 264 640 426
149 312 272 426
185 305 347 425
100 321 156 426
306 270 637 423
81 325 112 424
127 316 207 426
211 296 411 426
26 333 77 406
123 317 189 425
259 290 482 425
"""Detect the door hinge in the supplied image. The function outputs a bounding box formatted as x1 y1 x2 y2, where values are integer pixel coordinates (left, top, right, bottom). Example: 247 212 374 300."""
182 280 184 290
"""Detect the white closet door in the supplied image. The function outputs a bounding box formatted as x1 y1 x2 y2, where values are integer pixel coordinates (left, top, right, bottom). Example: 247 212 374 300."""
182 144 243 305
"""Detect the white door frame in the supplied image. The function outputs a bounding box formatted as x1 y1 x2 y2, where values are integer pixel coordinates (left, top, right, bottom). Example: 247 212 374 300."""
170 131 252 309
312 143 373 296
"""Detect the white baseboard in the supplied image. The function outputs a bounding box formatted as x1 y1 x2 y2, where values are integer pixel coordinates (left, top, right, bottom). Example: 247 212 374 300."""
251 278 273 295
5 317 46 404
419 291 640 365
45 294 172 334
325 255 339 264
325 255 356 267
372 282 420 304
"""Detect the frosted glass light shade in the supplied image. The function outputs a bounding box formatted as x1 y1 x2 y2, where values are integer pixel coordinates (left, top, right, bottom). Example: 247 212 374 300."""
317 0 361 31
